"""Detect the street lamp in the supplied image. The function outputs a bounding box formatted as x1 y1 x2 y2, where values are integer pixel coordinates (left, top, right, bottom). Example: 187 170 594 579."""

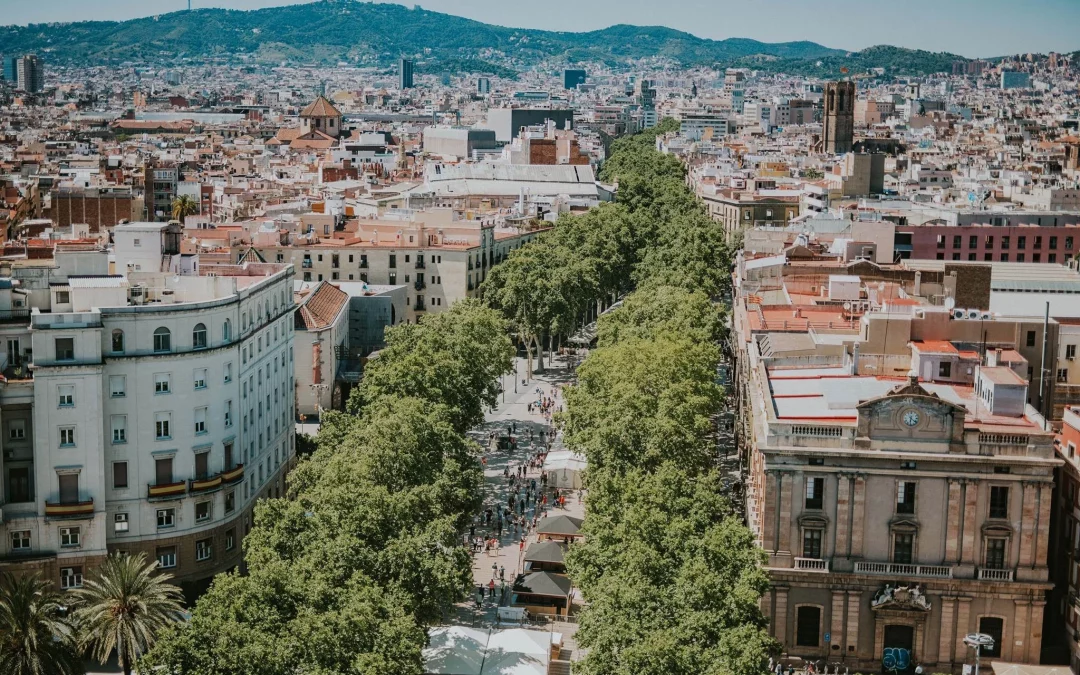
963 633 995 675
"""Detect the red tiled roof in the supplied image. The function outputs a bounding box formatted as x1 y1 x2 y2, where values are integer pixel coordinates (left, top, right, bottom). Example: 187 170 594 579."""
299 96 343 118
295 282 348 331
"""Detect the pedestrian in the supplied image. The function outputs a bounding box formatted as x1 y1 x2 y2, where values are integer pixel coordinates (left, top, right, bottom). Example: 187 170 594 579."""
470 524 475 538
499 566 505 581
497 521 503 537
488 579 495 597
519 537 526 551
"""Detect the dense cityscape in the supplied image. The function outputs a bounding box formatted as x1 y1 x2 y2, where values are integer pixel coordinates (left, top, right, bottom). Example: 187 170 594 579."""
0 1 1079 674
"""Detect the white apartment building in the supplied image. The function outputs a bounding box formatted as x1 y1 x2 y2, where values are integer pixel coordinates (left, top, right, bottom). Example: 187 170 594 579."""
1 223 296 592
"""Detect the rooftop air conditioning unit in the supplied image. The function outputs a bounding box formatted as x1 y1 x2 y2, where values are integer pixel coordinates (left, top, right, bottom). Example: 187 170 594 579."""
953 308 967 319
968 309 980 319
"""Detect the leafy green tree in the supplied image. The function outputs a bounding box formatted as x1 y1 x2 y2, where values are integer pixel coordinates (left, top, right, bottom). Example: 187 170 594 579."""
0 573 82 675
72 552 185 675
561 336 722 474
349 300 513 432
598 285 725 347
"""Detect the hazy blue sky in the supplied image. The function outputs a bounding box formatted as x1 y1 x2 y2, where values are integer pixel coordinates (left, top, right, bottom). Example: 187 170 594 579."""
3 0 1078 58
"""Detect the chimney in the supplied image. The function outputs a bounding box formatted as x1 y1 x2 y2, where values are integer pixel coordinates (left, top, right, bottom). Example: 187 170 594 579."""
852 342 861 375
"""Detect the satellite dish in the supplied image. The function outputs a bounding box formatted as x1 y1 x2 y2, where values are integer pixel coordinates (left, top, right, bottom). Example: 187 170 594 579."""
944 297 956 310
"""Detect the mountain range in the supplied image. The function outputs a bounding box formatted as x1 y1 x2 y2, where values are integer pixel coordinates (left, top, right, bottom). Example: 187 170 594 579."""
0 0 966 77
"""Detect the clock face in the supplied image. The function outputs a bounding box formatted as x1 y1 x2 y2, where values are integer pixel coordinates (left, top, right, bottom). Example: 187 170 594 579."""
902 410 920 427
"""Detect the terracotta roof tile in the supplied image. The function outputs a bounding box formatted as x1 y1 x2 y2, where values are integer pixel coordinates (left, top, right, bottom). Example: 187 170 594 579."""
295 282 348 331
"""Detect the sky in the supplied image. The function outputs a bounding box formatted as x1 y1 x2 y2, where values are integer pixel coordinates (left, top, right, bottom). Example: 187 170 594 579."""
2 0 1079 59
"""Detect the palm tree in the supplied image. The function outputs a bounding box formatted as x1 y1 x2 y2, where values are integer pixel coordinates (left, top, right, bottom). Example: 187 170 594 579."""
0 572 82 675
170 195 198 223
72 552 185 675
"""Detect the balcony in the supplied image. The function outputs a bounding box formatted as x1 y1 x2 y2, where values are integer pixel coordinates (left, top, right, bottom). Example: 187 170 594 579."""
414 302 426 312
45 499 94 518
978 567 1014 582
189 474 223 494
301 260 313 269
359 259 369 269
148 481 187 500
414 280 426 291
0 309 30 325
221 464 244 485
415 260 426 269
794 557 829 573
854 561 953 579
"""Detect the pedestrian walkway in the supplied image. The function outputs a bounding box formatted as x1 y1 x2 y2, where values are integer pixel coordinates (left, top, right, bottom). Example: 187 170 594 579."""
456 353 586 627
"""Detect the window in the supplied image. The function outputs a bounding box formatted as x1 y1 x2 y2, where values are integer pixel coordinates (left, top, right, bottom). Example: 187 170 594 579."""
155 457 173 486
978 617 1003 658
111 415 127 444
938 362 951 378
153 327 171 352
194 451 210 481
60 526 80 548
192 323 207 349
893 532 914 564
155 413 171 440
1001 253 1009 262
222 319 232 342
1068 236 1075 250
55 338 75 361
985 537 1007 569
154 373 171 394
389 272 397 285
55 290 69 304
1002 236 1010 249
937 235 946 249
112 329 125 353
60 566 83 590
1035 236 1042 249
985 235 994 248
224 362 232 383
156 508 175 529
1018 236 1026 250
1017 253 1026 263
225 491 236 513
1051 236 1058 250
952 235 962 249
224 442 235 470
114 513 129 533
802 529 823 559
58 385 74 407
8 420 24 440
196 538 212 562
989 486 1009 519
1059 368 1070 383
194 368 207 389
157 546 177 569
1027 331 1036 347
225 528 236 551
1050 254 1058 263
805 477 824 510
1069 345 1077 360
59 427 75 447
195 501 211 522
110 375 126 397
897 481 916 514
10 529 30 551
969 235 978 249
389 254 396 268
796 606 821 647
225 400 233 427
194 407 208 435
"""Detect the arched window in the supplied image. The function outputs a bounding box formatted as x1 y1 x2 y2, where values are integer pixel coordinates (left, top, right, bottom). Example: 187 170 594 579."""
222 319 232 343
153 327 171 353
192 323 207 349
111 329 125 353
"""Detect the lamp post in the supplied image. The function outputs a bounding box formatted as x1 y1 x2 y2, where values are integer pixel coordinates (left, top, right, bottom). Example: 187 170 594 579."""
963 633 995 675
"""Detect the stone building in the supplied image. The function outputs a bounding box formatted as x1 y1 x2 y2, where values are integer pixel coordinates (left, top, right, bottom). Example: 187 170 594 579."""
735 330 1057 671
823 81 855 155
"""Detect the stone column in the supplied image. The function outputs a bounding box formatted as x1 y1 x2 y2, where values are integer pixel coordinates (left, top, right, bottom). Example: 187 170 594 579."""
775 587 790 645
953 597 973 663
835 474 852 559
831 591 846 655
1019 482 1038 568
945 480 963 563
851 475 867 558
961 482 979 566
764 471 779 553
779 472 794 554
1036 485 1053 568
1028 601 1046 663
846 590 861 658
937 596 957 667
1012 599 1030 663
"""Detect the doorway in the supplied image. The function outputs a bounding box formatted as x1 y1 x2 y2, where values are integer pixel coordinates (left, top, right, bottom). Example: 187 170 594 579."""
882 625 914 674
